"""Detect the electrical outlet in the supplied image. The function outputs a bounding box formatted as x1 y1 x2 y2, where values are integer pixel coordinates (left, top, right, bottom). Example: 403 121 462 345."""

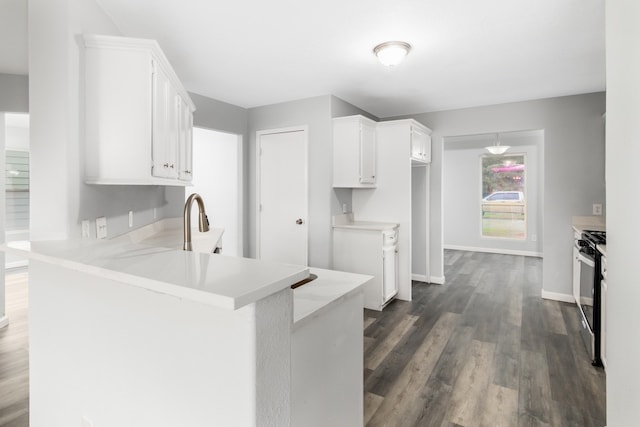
342 203 348 214
153 207 157 219
531 234 537 242
593 203 603 216
128 210 133 228
96 216 108 239
81 220 90 238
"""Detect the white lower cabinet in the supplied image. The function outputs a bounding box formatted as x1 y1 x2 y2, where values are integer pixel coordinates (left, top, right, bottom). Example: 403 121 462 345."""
333 224 399 311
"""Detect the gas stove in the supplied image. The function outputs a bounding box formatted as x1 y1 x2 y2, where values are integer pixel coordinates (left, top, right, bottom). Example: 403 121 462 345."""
582 230 606 247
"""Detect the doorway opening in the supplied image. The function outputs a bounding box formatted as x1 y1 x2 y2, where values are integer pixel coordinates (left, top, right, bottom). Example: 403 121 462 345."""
443 130 543 256
189 127 243 257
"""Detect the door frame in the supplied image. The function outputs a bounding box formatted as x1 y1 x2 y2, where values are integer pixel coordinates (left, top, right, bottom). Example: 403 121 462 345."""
255 125 309 263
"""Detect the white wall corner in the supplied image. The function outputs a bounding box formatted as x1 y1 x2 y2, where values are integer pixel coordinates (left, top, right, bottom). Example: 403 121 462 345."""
0 315 8 329
541 289 575 304
429 276 446 285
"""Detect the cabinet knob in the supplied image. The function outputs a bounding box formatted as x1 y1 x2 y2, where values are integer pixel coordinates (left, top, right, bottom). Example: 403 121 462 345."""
163 163 169 168
296 218 304 225
170 164 175 169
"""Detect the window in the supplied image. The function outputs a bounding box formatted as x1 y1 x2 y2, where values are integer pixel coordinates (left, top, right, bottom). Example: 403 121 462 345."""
481 155 526 239
6 150 30 232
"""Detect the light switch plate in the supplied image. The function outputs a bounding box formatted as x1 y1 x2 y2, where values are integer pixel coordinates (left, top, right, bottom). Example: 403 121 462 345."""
96 216 107 239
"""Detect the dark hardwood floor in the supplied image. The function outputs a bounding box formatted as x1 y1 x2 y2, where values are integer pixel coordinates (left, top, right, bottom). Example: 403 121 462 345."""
364 250 606 427
0 271 28 427
0 252 607 426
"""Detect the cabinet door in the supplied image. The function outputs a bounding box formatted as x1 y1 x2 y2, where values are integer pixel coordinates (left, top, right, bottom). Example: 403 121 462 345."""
382 245 398 303
411 127 431 162
410 127 425 160
151 63 179 178
178 97 193 181
359 121 376 184
423 133 431 163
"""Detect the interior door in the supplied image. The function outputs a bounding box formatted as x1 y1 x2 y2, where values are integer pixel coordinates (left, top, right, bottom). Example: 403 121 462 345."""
258 129 308 265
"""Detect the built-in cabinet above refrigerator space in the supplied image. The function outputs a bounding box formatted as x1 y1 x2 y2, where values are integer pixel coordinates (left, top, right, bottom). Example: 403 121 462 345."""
410 124 432 164
83 34 196 186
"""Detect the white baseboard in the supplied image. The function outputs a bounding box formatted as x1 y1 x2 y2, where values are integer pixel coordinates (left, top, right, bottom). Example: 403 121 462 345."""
541 290 575 303
411 274 428 283
430 276 445 285
0 315 8 329
579 296 594 306
444 244 542 258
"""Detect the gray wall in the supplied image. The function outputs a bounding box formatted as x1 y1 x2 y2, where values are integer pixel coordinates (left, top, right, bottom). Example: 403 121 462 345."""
0 74 28 113
443 131 543 255
399 92 605 295
605 1 640 423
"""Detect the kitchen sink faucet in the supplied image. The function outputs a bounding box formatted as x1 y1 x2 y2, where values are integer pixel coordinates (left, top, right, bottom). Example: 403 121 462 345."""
183 193 210 251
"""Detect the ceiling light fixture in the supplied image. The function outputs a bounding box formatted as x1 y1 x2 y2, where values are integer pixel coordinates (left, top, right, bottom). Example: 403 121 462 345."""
373 41 411 67
485 134 510 155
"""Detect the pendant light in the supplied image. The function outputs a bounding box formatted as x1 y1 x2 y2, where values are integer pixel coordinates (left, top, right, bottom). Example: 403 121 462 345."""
373 41 411 67
485 133 510 155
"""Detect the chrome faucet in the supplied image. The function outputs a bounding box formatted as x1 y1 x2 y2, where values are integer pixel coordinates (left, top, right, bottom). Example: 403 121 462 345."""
183 193 210 251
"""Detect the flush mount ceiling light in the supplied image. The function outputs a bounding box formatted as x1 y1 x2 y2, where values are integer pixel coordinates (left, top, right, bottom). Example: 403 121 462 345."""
373 41 411 67
485 134 510 155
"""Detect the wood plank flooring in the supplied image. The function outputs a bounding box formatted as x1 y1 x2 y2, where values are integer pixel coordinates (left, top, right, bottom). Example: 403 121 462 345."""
364 250 606 427
0 271 29 427
0 252 606 426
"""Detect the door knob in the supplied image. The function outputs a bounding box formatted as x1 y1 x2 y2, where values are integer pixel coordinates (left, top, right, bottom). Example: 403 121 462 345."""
296 219 303 225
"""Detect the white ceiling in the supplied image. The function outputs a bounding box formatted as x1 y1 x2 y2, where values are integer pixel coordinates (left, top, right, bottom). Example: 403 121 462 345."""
1 0 605 117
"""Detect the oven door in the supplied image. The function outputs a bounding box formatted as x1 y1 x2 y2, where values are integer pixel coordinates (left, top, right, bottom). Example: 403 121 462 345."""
573 243 595 306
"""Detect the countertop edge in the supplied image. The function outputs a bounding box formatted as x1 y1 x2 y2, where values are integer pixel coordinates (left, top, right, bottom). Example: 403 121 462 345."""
2 241 308 311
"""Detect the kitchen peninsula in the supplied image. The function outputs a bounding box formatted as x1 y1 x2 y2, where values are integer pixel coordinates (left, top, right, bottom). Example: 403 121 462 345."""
3 233 370 426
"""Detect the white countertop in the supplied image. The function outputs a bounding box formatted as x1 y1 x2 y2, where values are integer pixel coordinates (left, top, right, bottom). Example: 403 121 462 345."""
332 213 399 231
293 267 372 327
3 238 308 311
572 215 606 234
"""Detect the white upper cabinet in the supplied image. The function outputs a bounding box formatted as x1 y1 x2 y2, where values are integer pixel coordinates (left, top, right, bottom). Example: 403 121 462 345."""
83 34 195 186
410 125 431 164
333 115 377 188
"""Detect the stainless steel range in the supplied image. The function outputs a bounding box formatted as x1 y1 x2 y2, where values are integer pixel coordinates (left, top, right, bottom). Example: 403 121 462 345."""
573 229 606 367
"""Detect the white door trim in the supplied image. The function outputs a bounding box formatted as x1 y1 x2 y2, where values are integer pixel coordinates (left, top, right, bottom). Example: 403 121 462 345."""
255 125 309 263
